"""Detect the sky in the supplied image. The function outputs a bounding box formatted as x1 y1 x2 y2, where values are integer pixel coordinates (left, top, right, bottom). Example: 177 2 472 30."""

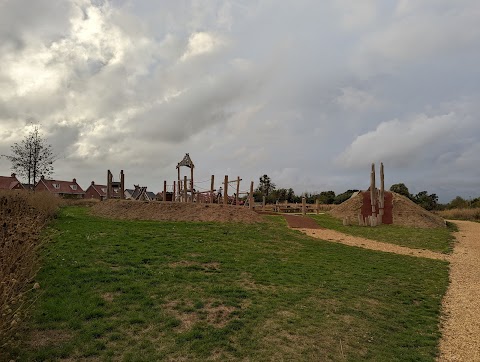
0 0 479 202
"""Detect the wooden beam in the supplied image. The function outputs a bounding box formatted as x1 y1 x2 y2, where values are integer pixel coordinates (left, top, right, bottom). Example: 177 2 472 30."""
224 175 228 205
249 181 254 209
163 180 167 202
235 176 240 205
120 170 125 199
183 176 187 203
210 175 215 204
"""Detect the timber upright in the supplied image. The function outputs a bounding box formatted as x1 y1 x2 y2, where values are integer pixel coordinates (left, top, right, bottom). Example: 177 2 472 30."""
106 170 125 200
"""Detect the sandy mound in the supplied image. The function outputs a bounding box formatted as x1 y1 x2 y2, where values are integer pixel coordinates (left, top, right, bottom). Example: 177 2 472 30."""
91 200 264 223
329 192 446 228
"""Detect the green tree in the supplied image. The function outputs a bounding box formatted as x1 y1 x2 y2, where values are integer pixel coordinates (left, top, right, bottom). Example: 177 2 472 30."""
447 196 469 209
318 191 336 204
414 191 438 211
257 174 276 197
3 126 55 185
333 190 359 205
390 183 412 199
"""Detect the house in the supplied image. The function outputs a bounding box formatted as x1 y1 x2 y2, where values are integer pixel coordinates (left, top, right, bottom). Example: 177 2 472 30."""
85 181 107 200
35 176 85 198
125 185 157 201
0 173 25 190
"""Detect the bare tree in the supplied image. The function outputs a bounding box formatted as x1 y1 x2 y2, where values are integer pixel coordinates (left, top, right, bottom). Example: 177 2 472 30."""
3 126 55 185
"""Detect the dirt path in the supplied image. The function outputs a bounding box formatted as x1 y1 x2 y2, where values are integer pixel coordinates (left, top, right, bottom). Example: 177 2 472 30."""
438 220 480 361
297 228 448 261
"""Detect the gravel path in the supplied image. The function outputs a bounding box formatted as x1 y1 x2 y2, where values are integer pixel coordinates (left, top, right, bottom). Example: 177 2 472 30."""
297 228 448 261
438 220 480 361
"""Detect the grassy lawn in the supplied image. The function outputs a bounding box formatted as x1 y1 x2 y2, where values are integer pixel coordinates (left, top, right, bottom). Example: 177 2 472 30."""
6 207 449 361
309 214 456 254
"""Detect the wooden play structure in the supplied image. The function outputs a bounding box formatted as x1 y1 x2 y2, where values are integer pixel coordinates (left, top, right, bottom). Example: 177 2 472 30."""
354 163 393 226
106 170 125 200
162 154 255 208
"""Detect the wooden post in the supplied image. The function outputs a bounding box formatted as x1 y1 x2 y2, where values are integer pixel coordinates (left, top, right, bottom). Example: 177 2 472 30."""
302 197 306 215
210 175 215 203
120 170 125 199
235 176 240 205
177 167 181 201
315 199 319 214
190 167 194 201
371 163 376 218
224 175 228 205
163 181 167 202
262 196 266 211
183 176 188 202
249 181 254 209
107 170 113 200
173 181 176 202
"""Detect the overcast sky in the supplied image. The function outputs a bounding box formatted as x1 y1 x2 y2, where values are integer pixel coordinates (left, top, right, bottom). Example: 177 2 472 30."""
1 0 479 202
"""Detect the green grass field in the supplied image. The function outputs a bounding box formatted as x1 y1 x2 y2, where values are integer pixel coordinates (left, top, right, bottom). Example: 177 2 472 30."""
309 214 456 254
6 207 449 361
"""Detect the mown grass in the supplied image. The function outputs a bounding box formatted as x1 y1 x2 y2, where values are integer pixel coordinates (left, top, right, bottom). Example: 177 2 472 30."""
309 214 455 254
5 207 449 361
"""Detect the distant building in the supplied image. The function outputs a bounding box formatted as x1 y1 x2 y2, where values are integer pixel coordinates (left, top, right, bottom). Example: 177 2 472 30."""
35 176 85 198
0 173 25 190
84 181 110 200
125 185 157 201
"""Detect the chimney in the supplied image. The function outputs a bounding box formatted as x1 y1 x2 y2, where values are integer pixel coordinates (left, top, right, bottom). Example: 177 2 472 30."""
11 173 16 177
91 181 95 185
73 178 76 183
41 175 45 180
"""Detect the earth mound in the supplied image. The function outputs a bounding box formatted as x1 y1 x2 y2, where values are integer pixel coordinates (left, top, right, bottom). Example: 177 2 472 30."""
91 200 264 223
329 192 446 228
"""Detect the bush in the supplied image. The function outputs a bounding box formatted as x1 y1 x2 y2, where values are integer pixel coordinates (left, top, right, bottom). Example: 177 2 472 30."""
0 190 59 348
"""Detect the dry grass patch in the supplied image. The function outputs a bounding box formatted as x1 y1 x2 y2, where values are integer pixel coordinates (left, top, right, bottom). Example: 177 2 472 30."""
28 329 72 348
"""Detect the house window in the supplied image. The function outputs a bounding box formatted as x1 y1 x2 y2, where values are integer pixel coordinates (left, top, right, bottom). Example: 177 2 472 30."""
53 183 60 189
70 185 77 190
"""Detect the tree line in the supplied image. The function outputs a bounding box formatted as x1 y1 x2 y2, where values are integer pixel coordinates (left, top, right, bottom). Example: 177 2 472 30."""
254 175 479 211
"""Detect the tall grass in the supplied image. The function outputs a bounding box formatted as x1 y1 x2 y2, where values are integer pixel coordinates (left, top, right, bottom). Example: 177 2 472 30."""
0 190 59 348
436 208 480 221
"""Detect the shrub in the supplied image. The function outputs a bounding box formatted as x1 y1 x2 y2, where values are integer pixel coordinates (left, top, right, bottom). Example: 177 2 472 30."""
0 190 59 348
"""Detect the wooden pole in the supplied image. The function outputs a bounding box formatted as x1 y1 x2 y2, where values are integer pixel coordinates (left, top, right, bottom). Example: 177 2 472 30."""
177 167 181 201
302 197 306 215
190 167 194 201
315 199 319 214
106 170 111 200
236 176 240 205
183 176 188 202
224 175 228 205
163 181 167 202
371 163 376 217
173 181 176 202
120 170 125 199
249 181 254 209
262 196 266 211
210 175 215 203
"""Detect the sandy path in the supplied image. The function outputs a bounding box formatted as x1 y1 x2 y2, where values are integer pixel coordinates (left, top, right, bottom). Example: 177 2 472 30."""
438 220 480 361
297 228 449 261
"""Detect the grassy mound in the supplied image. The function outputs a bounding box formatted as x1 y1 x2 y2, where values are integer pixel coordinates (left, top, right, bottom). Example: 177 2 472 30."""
91 200 264 223
329 192 446 228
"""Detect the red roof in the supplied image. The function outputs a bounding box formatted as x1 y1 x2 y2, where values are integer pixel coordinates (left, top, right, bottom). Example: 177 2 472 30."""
88 183 108 197
0 174 24 190
37 177 85 194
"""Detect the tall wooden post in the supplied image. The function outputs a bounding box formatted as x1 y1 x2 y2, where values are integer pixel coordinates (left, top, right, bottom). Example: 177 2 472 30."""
249 181 254 209
315 199 319 214
190 167 194 200
371 163 376 218
224 175 228 205
262 196 266 211
163 181 167 202
107 170 112 200
236 176 240 205
177 168 181 201
173 181 176 202
120 170 125 199
379 162 385 224
210 175 215 203
302 197 306 215
183 176 188 202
